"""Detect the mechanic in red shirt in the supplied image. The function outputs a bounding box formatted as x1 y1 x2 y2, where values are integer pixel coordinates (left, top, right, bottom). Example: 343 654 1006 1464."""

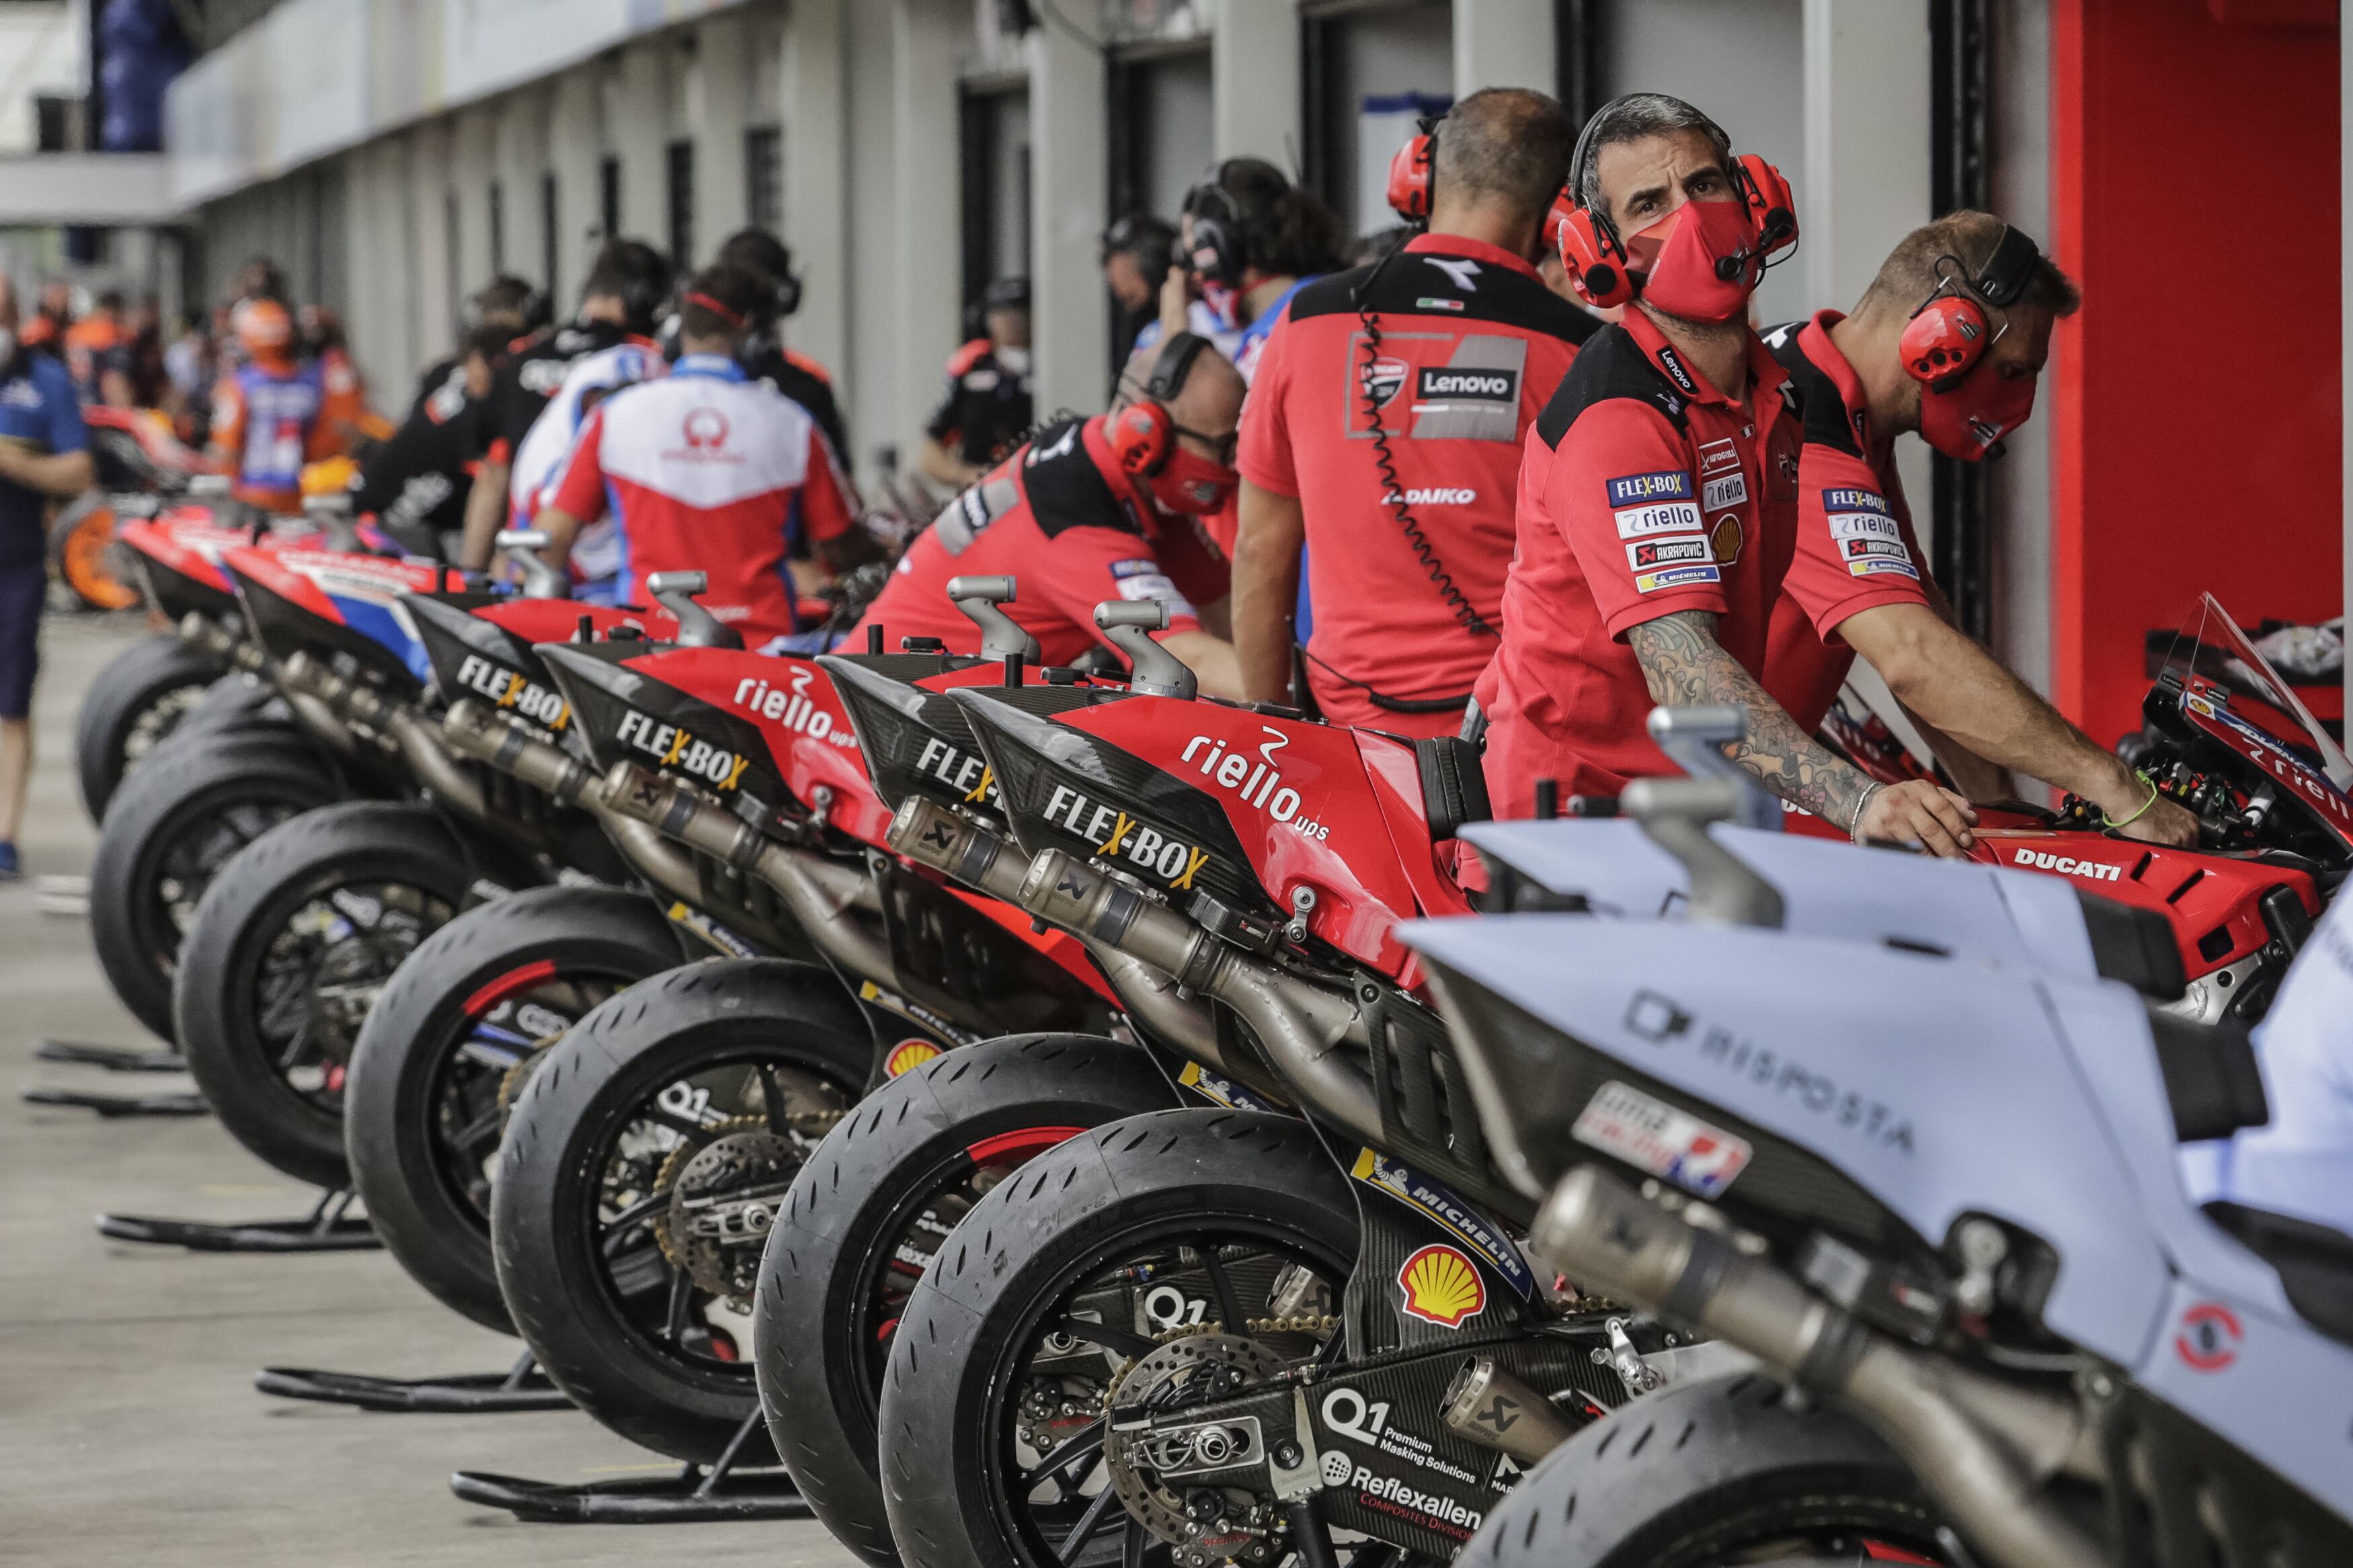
851 333 1245 693
1234 88 1595 738
534 263 867 646
1480 95 2198 853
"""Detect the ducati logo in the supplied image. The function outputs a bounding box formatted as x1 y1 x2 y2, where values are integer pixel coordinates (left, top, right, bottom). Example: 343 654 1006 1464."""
1361 356 1408 409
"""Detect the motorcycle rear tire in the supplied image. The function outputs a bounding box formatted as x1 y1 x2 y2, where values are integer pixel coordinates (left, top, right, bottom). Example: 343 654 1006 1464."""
492 958 871 1464
878 1108 1361 1568
88 732 338 1042
1466 1370 1946 1567
174 801 493 1190
73 635 222 821
346 884 688 1332
756 1032 1179 1567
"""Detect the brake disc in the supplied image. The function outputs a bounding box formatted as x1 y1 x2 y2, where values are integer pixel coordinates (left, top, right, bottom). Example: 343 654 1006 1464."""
1102 1327 1289 1567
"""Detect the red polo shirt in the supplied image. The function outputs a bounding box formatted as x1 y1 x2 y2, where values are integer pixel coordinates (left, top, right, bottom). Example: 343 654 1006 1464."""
848 416 1227 667
1760 311 1932 733
1476 308 1931 815
1238 234 1594 735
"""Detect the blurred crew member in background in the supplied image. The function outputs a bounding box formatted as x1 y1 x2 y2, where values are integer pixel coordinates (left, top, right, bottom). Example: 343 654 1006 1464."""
854 333 1246 694
918 276 1033 491
458 239 672 571
208 298 339 511
98 296 171 413
1170 159 1348 383
534 263 865 646
1478 94 2196 854
1233 89 1592 737
1101 213 1176 364
713 227 854 479
0 270 93 879
64 290 126 404
301 304 371 452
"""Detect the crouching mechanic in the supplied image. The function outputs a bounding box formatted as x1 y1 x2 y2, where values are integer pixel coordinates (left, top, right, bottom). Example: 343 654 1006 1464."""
1478 93 2196 853
530 263 870 647
850 333 1246 696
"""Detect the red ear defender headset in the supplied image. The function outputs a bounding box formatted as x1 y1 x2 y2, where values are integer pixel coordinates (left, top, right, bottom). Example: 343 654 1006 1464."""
1385 124 1438 222
1898 222 2041 388
1554 97 1799 310
1109 331 1212 477
1181 179 1246 289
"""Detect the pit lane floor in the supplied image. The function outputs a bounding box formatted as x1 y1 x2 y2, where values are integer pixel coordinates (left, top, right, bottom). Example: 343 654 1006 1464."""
0 614 867 1567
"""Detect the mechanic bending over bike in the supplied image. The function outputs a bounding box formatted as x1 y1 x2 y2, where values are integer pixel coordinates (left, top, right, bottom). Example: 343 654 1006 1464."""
1475 93 2198 854
529 262 870 647
848 332 1248 695
456 237 672 571
1232 87 1595 737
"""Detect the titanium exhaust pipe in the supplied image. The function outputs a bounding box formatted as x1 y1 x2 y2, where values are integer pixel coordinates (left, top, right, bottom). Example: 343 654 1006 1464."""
268 649 363 758
1014 847 1381 1146
600 759 897 983
177 610 266 673
1440 1356 1577 1467
280 653 486 819
884 797 1226 1069
1531 1165 2102 1568
441 700 704 908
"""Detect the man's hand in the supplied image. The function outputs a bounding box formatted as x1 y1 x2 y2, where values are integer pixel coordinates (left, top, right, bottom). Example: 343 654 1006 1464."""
2110 785 2200 848
1159 628 1245 702
1859 780 1979 857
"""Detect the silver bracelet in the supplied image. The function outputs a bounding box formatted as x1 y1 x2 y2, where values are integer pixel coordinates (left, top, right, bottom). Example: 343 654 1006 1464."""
1848 782 1884 845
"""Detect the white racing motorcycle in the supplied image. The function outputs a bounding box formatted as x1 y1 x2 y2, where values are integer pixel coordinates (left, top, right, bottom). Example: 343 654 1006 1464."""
1399 768 2352 1568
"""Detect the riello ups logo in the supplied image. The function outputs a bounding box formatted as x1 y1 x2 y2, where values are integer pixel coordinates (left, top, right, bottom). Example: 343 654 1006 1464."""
1039 780 1210 890
615 707 752 792
453 653 569 731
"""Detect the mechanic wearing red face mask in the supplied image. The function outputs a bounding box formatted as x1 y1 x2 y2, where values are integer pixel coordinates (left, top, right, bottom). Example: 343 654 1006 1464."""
850 333 1248 696
1477 95 2196 854
1233 88 1595 737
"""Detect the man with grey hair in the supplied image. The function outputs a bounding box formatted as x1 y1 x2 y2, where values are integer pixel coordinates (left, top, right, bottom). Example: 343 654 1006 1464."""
0 267 95 878
1477 99 2195 854
1233 86 1596 735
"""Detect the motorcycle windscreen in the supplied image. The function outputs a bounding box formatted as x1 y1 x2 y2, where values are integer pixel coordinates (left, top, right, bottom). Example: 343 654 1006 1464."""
2156 592 2350 788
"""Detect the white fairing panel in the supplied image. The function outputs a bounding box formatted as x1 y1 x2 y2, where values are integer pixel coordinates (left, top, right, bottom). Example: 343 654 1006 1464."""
1459 819 2098 979
1398 919 2173 1366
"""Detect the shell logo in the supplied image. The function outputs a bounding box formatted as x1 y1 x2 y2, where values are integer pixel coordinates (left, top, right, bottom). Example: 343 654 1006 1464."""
884 1039 943 1077
1710 512 1745 565
1396 1243 1486 1329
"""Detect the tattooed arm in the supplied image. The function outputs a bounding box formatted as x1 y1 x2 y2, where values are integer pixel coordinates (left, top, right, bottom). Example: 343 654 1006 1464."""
1626 609 1979 855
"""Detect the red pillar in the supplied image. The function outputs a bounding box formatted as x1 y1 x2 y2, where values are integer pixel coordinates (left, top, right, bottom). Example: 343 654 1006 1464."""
2048 0 2339 745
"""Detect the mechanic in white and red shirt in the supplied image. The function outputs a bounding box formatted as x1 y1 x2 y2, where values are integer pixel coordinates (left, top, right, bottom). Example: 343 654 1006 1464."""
532 263 869 647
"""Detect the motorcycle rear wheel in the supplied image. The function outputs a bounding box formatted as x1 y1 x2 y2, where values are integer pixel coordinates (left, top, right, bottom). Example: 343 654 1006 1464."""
1465 1370 1949 1567
73 635 221 822
346 884 687 1331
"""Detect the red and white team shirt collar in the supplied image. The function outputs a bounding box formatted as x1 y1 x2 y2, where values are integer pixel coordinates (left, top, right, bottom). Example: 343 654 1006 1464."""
1793 310 1874 445
1620 307 1790 418
1402 231 1546 282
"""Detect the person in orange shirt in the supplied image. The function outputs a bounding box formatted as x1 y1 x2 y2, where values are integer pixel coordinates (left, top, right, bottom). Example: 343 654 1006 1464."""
64 290 127 404
301 304 370 452
207 300 337 512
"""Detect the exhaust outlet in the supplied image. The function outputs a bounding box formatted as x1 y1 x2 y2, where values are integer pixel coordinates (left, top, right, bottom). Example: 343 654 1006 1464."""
1014 848 1380 1145
1531 1165 2102 1568
442 700 596 803
1440 1356 1577 1467
177 610 264 671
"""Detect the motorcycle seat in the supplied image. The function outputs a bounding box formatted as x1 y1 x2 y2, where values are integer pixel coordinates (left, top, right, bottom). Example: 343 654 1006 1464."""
1415 735 1490 843
2202 1201 2353 1348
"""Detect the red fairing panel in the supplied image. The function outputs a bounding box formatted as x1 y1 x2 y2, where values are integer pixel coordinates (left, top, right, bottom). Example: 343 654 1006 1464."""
616 647 892 848
121 509 319 591
1061 699 1426 978
472 598 678 645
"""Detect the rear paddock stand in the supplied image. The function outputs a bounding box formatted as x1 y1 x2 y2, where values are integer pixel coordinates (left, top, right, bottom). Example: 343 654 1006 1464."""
24 1039 205 1116
255 1350 571 1413
450 1410 810 1522
96 1187 380 1251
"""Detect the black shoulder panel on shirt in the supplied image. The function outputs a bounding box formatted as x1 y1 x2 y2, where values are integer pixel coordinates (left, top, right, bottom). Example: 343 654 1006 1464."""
1021 421 1142 540
1285 251 1599 345
1531 325 1689 450
1767 329 1862 459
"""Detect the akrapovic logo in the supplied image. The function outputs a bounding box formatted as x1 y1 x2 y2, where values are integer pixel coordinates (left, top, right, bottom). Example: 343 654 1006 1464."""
615 708 751 792
1040 782 1210 889
453 653 569 731
2011 847 2122 882
1180 729 1329 839
734 670 859 749
1414 366 1517 403
914 735 998 806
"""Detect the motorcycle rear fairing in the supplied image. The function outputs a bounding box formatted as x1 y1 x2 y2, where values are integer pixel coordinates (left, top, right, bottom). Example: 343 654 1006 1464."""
1400 917 2178 1370
820 653 1028 829
224 546 444 692
405 596 676 740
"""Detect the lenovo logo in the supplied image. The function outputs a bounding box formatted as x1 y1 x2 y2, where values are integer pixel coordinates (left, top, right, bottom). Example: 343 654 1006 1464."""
1415 366 1517 403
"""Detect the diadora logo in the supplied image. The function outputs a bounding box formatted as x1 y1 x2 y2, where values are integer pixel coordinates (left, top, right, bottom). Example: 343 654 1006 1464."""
614 708 752 792
2010 847 2122 882
1179 728 1329 839
733 668 859 749
913 734 998 805
452 653 568 731
1039 782 1210 889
